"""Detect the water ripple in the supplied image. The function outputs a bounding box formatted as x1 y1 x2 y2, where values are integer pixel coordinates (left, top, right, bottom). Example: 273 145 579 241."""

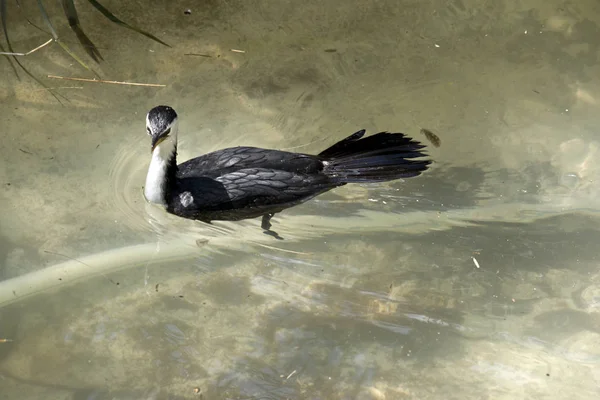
107 134 237 241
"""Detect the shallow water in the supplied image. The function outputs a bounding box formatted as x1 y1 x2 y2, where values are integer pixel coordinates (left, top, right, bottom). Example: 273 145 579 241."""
1 0 600 398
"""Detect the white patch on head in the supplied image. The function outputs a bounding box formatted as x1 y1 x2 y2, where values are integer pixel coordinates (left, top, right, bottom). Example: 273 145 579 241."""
145 113 152 135
179 191 194 208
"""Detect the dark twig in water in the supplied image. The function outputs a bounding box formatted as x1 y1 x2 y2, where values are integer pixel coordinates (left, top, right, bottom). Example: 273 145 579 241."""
18 148 33 155
420 128 441 148
1 2 68 102
61 0 103 62
36 0 100 78
184 53 212 58
86 0 171 47
15 0 51 35
1 0 21 78
47 75 166 87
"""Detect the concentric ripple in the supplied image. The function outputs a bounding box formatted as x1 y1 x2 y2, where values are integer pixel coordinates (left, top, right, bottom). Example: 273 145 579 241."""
106 131 328 244
106 134 292 246
108 134 153 233
107 134 239 241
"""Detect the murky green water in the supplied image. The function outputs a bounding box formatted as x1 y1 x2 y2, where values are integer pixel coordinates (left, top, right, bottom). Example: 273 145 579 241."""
1 0 600 398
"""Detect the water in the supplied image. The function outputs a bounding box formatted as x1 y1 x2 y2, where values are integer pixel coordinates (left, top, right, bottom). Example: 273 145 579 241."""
1 0 600 398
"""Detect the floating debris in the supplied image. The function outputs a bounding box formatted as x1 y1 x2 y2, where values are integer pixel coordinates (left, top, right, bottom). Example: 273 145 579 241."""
184 53 212 58
472 257 481 269
286 370 297 380
420 128 441 148
47 75 166 87
0 38 53 56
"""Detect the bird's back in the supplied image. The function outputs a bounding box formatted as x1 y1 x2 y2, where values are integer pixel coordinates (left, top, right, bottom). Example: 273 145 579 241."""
170 146 335 221
177 146 323 179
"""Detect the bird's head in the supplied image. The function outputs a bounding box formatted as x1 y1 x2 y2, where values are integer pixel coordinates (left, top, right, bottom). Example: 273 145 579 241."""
146 105 179 152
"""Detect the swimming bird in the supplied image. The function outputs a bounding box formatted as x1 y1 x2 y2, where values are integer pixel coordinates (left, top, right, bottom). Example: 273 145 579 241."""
143 105 431 237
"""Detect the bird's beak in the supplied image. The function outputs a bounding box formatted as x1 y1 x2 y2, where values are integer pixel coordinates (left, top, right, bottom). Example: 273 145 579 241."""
151 133 169 152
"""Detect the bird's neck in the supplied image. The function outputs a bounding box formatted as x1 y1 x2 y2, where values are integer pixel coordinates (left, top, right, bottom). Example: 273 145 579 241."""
144 136 178 206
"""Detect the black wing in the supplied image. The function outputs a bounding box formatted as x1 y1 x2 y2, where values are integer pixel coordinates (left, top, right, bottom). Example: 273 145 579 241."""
177 146 323 179
169 167 334 221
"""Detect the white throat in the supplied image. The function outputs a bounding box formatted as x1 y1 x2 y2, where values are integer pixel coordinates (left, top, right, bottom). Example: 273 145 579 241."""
144 136 177 206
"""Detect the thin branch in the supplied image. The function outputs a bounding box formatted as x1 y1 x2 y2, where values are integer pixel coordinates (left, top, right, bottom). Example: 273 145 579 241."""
184 53 212 57
32 86 83 91
47 75 166 87
0 38 52 56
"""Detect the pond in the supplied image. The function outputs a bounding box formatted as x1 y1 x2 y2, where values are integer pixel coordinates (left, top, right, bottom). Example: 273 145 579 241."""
1 0 599 398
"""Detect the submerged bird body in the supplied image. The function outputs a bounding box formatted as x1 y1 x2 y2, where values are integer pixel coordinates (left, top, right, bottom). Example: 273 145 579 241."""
143 106 431 230
171 147 333 221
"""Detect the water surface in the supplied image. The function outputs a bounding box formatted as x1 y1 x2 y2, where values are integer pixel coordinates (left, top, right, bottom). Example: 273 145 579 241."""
1 0 600 398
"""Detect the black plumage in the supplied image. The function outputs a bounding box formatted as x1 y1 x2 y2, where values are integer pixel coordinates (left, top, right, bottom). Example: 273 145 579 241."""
143 106 431 233
171 147 334 222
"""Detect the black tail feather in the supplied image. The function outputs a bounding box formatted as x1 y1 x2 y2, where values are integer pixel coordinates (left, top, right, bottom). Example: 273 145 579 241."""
320 130 431 183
